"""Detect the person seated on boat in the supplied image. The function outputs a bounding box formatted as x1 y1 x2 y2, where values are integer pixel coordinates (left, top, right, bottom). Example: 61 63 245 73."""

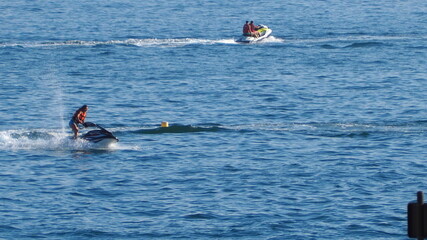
69 105 88 139
249 21 260 38
249 21 260 31
242 21 252 36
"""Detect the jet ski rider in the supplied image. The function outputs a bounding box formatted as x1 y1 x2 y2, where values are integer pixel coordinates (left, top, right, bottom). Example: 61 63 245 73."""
69 105 88 139
249 21 260 38
242 21 251 36
242 21 260 38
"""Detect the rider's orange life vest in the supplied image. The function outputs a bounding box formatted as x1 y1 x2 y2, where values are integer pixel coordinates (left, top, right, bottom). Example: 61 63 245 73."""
78 112 86 122
73 111 86 123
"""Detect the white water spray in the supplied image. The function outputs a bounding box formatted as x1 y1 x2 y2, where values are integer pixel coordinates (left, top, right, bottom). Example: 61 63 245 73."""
40 70 66 133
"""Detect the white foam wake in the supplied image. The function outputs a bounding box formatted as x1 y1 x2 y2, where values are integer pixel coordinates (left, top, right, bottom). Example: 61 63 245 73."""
0 129 109 151
0 128 143 152
0 38 243 48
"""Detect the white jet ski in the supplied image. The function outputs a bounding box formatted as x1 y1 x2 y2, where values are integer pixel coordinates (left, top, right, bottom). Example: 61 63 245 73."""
80 122 119 147
236 24 272 43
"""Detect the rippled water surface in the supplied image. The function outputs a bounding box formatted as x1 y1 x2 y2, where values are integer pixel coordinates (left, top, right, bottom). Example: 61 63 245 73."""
1 0 426 239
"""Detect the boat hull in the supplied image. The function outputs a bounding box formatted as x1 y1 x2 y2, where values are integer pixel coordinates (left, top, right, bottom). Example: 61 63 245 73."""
80 123 119 148
88 138 118 148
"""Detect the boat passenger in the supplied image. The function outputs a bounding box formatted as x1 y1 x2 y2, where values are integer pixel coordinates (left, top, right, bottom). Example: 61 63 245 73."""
242 21 251 36
69 105 88 139
249 21 260 37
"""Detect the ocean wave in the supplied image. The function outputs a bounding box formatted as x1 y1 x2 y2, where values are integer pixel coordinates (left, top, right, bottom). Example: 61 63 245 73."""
344 42 385 48
132 124 226 134
284 34 427 49
224 121 427 138
291 34 427 44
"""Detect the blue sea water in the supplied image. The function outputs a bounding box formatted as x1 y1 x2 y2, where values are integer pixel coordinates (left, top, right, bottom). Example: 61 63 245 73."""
1 0 427 239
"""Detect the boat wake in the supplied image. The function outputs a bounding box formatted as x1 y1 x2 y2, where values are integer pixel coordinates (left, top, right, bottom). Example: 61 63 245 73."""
1 34 424 49
0 38 243 48
124 121 427 138
0 37 288 49
131 124 226 134
2 121 424 152
255 36 285 44
0 129 124 151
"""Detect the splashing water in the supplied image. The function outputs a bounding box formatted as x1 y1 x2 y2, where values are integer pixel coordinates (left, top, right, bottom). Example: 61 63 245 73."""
0 129 104 151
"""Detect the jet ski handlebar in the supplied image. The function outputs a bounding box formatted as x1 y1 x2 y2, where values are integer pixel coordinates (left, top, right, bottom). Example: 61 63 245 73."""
83 122 98 128
82 122 110 133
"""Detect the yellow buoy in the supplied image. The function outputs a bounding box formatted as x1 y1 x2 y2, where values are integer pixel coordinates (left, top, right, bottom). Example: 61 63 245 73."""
161 121 169 128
